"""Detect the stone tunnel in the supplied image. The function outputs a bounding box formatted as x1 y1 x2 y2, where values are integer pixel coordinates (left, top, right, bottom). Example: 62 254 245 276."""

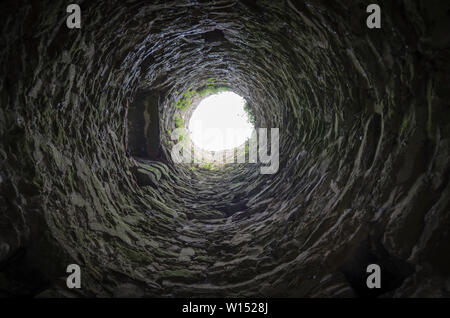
0 0 449 297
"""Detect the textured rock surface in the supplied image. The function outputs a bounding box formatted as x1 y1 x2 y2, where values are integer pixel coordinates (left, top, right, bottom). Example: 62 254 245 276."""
0 0 449 297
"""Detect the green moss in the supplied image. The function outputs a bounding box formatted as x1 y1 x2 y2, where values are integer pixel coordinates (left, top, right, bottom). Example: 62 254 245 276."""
173 114 184 128
198 86 228 97
243 101 255 125
173 79 229 112
206 78 215 86
125 247 153 264
163 269 195 279
174 87 195 112
199 162 213 170
172 114 186 143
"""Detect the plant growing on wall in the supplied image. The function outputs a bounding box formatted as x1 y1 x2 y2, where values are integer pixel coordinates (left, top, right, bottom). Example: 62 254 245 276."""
173 78 229 112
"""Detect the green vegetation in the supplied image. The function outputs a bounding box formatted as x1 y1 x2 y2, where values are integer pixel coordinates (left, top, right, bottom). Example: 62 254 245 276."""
173 78 229 113
243 101 255 125
198 86 228 97
173 114 184 128
174 87 196 111
172 114 186 142
199 162 213 170
172 78 250 153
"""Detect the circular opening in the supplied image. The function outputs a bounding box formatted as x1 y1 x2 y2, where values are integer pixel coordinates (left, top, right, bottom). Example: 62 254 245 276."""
188 91 254 151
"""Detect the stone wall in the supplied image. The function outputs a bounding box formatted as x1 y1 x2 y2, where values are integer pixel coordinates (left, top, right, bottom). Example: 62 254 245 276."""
0 0 449 297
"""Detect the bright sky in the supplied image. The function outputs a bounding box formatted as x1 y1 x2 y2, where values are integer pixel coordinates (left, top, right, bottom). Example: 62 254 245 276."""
188 92 254 151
